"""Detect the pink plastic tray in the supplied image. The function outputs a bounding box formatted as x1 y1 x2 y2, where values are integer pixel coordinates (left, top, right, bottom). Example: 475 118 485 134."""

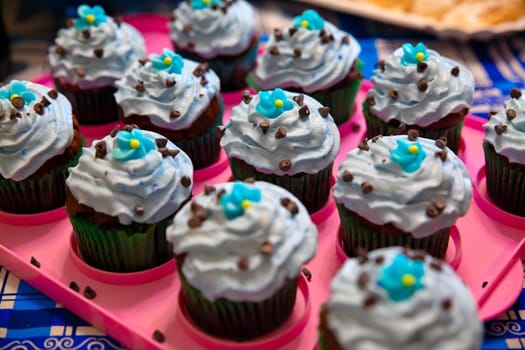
1 14 524 350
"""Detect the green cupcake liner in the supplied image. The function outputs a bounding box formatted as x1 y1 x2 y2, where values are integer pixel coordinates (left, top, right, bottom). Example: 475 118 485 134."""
229 158 333 214
69 215 174 272
483 141 525 216
363 102 464 153
177 257 298 340
337 204 450 258
173 99 223 170
0 149 82 214
54 79 119 125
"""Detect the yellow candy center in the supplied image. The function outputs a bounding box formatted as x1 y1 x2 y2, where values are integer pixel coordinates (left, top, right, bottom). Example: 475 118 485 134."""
9 93 19 101
163 56 173 66
203 0 210 3
274 99 284 108
300 20 309 28
86 14 96 24
415 52 425 62
401 274 416 287
241 200 251 210
408 145 419 154
130 139 140 149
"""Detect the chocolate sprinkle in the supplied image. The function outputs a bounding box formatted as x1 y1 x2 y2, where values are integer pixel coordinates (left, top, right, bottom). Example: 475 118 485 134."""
69 281 80 292
204 185 216 195
166 79 176 87
430 261 443 271
11 96 25 109
274 28 283 41
158 147 180 158
94 48 103 58
388 89 398 100
441 298 452 310
134 205 145 216
289 27 297 36
152 330 165 343
361 182 373 194
33 103 44 115
82 29 91 39
10 111 21 119
366 95 375 106
342 170 353 182
48 90 58 99
375 256 385 265
318 107 330 118
435 150 448 161
407 129 419 141
259 121 269 134
417 61 428 73
94 140 107 159
83 286 96 300
188 216 203 228
155 138 168 148
275 127 287 139
110 125 120 137
417 79 428 92
357 272 370 288
279 159 292 171
375 59 385 71
242 90 252 104
494 124 507 135
506 109 517 120
55 45 66 56
40 96 50 107
180 176 192 187
510 88 522 99
298 105 310 118
426 204 440 218
170 110 181 119
30 256 41 268
293 48 301 58
280 197 291 207
238 257 249 270
286 200 299 215
269 46 280 55
183 24 192 34
293 94 304 106
301 267 312 282
135 81 145 93
358 140 369 151
363 294 378 308
342 35 350 45
451 66 460 76
260 241 274 255
138 58 148 66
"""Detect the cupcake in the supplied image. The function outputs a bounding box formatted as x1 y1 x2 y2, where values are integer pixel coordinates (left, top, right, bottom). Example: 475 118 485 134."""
364 42 474 153
248 9 362 125
166 181 317 340
0 80 82 214
48 5 146 125
114 48 223 170
319 247 483 350
333 132 472 258
483 88 525 216
66 126 193 272
168 0 258 92
220 89 340 213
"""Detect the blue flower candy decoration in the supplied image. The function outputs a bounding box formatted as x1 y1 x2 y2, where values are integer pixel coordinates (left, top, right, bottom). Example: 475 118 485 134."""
0 81 36 106
112 129 156 162
74 5 107 31
377 253 425 302
256 89 294 119
401 42 428 66
149 49 184 74
220 182 262 220
191 0 222 10
390 139 426 173
293 10 325 31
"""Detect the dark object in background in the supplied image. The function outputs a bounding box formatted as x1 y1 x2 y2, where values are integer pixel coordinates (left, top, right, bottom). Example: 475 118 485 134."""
0 1 9 81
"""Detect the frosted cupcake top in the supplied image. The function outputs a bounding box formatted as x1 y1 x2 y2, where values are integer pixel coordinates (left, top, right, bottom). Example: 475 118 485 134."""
483 88 525 164
366 43 474 127
250 10 361 93
0 81 74 181
220 89 340 176
333 133 472 238
324 247 483 350
48 5 146 89
169 0 256 59
66 127 193 225
166 181 317 302
114 49 221 131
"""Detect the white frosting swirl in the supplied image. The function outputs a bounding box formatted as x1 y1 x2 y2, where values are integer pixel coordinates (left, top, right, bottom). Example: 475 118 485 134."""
251 22 361 92
48 18 146 89
66 130 193 225
0 82 74 181
483 91 525 164
368 48 474 127
166 181 317 302
333 135 472 238
220 91 340 175
114 59 220 130
325 247 483 350
169 1 256 58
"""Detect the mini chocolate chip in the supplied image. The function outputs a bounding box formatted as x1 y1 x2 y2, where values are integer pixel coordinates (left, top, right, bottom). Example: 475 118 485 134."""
426 204 440 218
506 109 517 120
275 127 287 139
286 200 299 215
371 135 381 143
238 257 249 270
40 96 50 107
441 298 452 310
135 81 145 93
434 198 447 212
200 76 208 86
182 24 192 33
30 256 40 268
69 281 80 292
134 205 145 216
298 105 310 118
358 140 369 151
170 110 181 119
407 250 427 261
123 124 137 132
33 103 44 115
279 159 292 171
259 121 270 134
269 46 280 55
318 107 330 118
363 294 378 308
242 90 252 104
55 45 66 56
375 256 385 264
451 66 460 76
361 182 373 194
293 48 301 58
494 124 507 135
82 29 90 39
366 95 375 106
351 123 361 132
83 286 96 300
342 35 350 44
193 208 207 221
94 48 103 58
375 59 386 71
356 247 369 264
47 90 58 99
289 27 297 36
10 110 21 119
193 66 204 77
407 129 419 141
510 88 522 99
204 185 216 195
321 33 334 44
152 330 165 343
417 79 428 92
11 96 25 109
260 241 274 255
293 94 304 106
342 170 353 182
301 267 312 282
110 125 120 137
417 61 428 73
388 89 398 100
138 58 148 66
94 140 107 159
211 3 219 10
155 138 168 148
280 197 291 207
319 29 326 38
430 261 443 271
180 176 191 187
488 111 498 119
165 79 176 87
187 216 202 228
358 272 370 288
435 138 446 149
435 150 448 161
274 28 283 41
243 177 255 184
